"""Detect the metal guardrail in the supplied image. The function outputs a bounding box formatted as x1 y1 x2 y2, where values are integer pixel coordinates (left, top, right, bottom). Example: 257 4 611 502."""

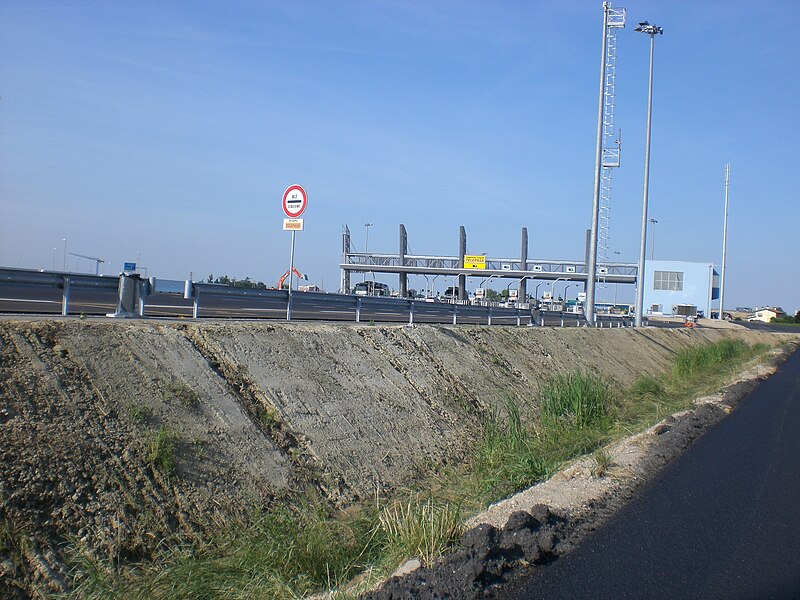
0 267 118 316
0 268 633 328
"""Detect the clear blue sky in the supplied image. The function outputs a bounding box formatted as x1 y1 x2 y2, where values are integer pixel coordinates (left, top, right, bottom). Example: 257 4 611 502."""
1 1 798 312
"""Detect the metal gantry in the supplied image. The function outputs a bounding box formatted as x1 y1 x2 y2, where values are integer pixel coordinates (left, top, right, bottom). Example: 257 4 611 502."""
340 252 637 284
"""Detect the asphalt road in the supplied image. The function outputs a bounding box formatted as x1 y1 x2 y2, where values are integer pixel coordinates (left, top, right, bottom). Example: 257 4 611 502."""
504 347 800 600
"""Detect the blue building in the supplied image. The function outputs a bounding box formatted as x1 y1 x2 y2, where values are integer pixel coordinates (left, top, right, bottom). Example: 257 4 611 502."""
642 260 720 317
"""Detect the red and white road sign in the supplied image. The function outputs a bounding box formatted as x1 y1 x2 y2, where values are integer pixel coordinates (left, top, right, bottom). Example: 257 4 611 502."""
282 184 307 218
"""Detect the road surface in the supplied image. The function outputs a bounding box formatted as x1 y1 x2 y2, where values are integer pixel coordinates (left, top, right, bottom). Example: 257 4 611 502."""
503 346 800 599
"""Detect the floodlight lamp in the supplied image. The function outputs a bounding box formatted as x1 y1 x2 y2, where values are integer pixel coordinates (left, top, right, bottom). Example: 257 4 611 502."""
635 21 663 36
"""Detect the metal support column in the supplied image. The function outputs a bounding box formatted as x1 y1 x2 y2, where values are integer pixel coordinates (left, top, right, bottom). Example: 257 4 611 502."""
519 227 529 301
340 225 351 294
399 224 408 298
458 226 467 301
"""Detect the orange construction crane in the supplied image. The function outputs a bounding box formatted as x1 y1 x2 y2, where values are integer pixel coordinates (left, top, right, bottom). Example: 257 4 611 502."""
277 267 307 290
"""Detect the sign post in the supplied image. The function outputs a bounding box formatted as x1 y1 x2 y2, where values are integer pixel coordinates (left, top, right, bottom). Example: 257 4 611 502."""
282 184 307 321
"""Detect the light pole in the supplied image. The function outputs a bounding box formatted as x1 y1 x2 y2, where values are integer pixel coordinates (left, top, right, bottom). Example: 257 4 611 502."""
479 274 498 304
516 276 532 304
364 223 373 282
719 163 730 320
62 238 67 271
634 20 663 328
648 218 658 260
549 277 566 307
52 248 57 271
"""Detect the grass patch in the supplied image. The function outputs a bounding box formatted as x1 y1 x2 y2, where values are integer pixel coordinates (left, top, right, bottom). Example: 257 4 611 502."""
378 494 463 565
617 340 770 435
146 426 177 475
539 371 612 429
125 401 151 424
160 381 200 408
592 449 613 478
474 374 614 503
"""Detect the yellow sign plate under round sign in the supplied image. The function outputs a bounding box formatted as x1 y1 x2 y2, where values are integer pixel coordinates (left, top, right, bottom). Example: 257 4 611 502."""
464 255 486 269
283 219 304 231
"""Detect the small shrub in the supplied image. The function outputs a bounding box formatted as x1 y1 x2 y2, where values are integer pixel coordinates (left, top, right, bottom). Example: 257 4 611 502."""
629 375 664 401
378 495 463 565
147 426 177 475
161 381 200 408
125 402 151 424
260 407 279 429
592 449 613 478
539 372 612 430
191 435 205 459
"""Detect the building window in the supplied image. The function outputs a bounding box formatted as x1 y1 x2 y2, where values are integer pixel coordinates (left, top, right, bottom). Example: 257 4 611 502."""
654 270 683 291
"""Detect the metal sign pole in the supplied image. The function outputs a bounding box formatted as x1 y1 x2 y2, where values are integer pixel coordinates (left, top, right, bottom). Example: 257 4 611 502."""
287 230 296 321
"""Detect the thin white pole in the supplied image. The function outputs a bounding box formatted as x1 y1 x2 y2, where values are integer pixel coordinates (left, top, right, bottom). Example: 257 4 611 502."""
635 31 657 327
286 230 296 321
719 163 730 319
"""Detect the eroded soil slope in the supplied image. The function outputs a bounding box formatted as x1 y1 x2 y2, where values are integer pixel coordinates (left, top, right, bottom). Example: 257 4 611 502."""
0 319 786 596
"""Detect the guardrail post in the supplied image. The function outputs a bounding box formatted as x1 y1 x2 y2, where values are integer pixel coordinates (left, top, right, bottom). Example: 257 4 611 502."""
61 277 70 316
516 309 521 327
138 279 146 317
560 314 564 327
452 303 458 325
488 307 492 326
409 300 414 325
193 289 200 319
107 273 141 318
356 297 361 323
540 314 545 327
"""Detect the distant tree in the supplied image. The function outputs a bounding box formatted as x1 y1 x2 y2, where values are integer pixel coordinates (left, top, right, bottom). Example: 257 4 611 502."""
485 288 502 302
206 275 267 289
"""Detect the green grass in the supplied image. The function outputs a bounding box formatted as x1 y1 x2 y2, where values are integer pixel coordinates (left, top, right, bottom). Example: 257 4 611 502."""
539 371 612 429
125 401 151 424
378 494 464 565
160 381 200 408
617 340 769 435
68 339 776 598
473 373 614 503
146 426 177 475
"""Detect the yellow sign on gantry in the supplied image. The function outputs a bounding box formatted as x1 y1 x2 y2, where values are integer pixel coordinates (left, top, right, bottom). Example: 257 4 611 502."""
463 255 486 269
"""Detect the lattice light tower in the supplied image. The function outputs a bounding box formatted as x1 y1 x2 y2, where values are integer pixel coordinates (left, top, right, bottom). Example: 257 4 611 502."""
585 2 626 324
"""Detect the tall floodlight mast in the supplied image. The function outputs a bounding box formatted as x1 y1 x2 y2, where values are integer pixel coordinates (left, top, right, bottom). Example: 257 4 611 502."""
633 20 664 328
586 2 626 325
719 163 730 319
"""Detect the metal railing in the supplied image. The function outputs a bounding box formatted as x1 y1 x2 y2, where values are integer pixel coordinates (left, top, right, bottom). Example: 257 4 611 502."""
0 268 633 328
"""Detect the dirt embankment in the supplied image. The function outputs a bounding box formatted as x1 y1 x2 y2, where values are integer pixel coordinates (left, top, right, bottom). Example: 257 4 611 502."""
0 319 789 596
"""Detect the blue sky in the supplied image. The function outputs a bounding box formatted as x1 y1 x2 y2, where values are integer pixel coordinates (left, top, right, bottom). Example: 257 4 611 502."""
1 1 798 311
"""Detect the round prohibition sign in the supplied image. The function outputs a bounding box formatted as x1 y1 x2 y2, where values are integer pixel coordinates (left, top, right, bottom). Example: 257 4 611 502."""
282 184 307 218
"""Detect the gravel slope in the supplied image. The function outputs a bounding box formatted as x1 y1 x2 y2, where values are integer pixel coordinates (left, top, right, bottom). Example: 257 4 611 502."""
0 319 790 596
